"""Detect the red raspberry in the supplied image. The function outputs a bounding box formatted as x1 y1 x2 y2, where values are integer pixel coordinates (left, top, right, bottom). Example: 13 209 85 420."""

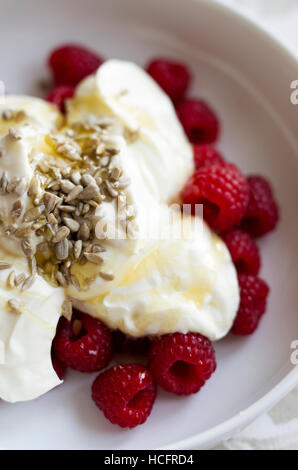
146 58 191 102
176 98 220 144
46 85 75 113
241 176 279 237
194 144 225 170
48 44 104 86
223 229 261 275
232 274 269 335
113 330 150 356
149 333 216 395
51 347 66 380
92 364 156 428
181 163 249 233
53 309 113 373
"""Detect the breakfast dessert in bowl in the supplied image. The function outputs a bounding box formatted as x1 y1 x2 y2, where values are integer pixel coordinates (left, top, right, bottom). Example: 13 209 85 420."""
0 44 279 428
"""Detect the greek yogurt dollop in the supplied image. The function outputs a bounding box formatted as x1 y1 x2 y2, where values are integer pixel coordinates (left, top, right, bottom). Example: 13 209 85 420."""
0 60 239 403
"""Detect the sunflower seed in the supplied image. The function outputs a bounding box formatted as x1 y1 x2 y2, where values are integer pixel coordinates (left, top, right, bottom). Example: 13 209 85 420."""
28 175 41 199
73 240 82 259
2 109 12 120
92 244 105 253
0 261 11 270
70 274 80 290
43 192 60 212
63 217 80 232
65 184 83 202
47 213 58 226
79 184 100 201
29 256 37 275
59 205 76 213
110 167 122 180
8 128 22 141
60 179 75 194
15 272 26 287
52 226 70 243
78 222 90 241
7 298 22 315
21 239 34 258
84 252 104 264
75 202 83 216
81 173 96 186
0 172 8 192
81 203 90 215
21 275 35 291
70 171 81 185
7 270 16 288
61 299 72 321
56 238 69 260
56 270 68 287
36 242 49 253
99 271 114 281
23 206 44 223
14 224 32 238
100 156 110 167
11 199 23 219
105 180 118 198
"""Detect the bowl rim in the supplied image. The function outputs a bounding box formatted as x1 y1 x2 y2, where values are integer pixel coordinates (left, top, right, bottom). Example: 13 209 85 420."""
160 0 298 450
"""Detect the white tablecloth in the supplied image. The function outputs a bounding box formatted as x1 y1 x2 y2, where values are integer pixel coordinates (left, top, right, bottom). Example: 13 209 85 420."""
214 0 298 451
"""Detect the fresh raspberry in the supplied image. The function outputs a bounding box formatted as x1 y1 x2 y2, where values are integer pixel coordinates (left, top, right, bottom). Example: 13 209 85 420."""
48 44 104 86
113 330 151 356
51 347 66 380
181 163 249 233
146 58 191 102
46 85 75 113
53 309 113 372
92 364 156 428
149 333 216 395
193 144 225 170
176 98 220 144
241 176 279 237
232 274 269 335
223 229 261 275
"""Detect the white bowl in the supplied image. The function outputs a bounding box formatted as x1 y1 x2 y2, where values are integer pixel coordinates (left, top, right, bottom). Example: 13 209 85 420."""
1 0 298 450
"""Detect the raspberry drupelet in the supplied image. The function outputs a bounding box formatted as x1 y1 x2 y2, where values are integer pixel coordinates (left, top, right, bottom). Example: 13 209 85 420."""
193 144 225 170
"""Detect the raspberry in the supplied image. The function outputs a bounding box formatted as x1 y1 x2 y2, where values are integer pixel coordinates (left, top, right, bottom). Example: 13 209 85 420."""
53 309 113 372
51 347 66 380
232 274 269 335
113 330 150 356
149 333 216 395
193 144 225 170
92 364 156 428
223 229 261 275
146 58 191 102
46 85 75 113
176 98 220 144
48 44 104 86
181 163 249 233
241 176 279 237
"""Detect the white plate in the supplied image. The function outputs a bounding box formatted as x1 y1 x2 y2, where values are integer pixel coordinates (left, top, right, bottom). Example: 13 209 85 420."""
1 0 298 450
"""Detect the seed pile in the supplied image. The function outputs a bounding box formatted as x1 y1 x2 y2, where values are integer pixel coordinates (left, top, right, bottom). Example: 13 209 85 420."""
0 113 136 295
